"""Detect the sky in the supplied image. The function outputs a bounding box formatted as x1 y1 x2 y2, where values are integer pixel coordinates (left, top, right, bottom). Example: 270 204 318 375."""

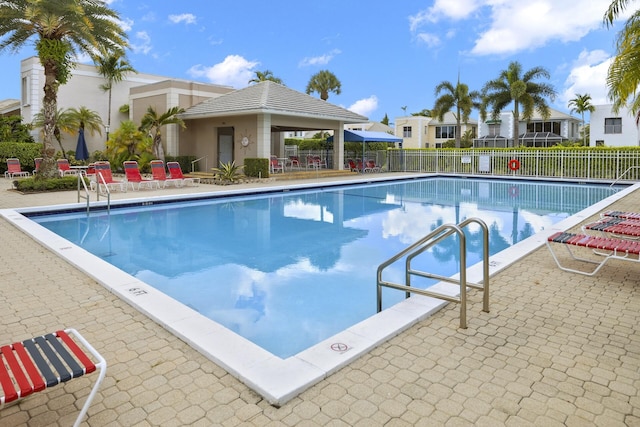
0 0 632 124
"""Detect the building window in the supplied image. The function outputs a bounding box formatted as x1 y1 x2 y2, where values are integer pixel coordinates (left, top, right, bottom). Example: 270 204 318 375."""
488 124 500 136
403 126 412 137
436 126 456 139
596 140 604 146
21 76 30 106
604 118 622 134
527 121 561 134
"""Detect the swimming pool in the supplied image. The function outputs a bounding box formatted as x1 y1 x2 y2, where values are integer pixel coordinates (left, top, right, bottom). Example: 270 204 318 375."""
4 175 632 405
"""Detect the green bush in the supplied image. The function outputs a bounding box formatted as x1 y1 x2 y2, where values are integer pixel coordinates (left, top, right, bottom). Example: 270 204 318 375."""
0 142 44 174
244 158 268 178
165 155 197 173
12 175 86 193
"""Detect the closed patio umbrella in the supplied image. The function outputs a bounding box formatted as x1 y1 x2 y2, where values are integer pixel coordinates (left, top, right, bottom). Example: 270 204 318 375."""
75 128 89 161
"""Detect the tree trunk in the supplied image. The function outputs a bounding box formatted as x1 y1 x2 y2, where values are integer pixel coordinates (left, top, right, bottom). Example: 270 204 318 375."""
153 134 165 162
40 59 60 178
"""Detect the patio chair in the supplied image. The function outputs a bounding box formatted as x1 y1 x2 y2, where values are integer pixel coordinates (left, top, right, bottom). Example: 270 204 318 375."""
602 210 640 221
583 217 640 238
150 160 183 188
270 156 284 173
4 158 31 179
288 156 301 169
167 161 200 186
92 161 126 193
313 155 327 168
346 159 358 172
123 161 158 190
57 158 81 177
546 231 640 276
32 157 43 175
0 328 106 427
365 160 381 173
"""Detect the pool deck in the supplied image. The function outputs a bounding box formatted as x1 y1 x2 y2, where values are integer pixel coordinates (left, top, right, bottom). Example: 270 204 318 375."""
1 174 639 426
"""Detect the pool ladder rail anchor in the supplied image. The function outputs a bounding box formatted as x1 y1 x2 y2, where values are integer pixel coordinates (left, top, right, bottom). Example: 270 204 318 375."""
376 217 490 329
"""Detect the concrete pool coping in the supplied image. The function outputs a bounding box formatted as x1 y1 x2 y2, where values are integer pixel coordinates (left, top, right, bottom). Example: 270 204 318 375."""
2 174 637 406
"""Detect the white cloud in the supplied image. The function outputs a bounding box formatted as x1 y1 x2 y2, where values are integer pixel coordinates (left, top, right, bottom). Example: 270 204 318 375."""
116 17 133 32
348 96 378 117
561 49 612 107
187 55 259 88
410 0 614 56
299 49 341 67
416 33 441 48
130 31 152 55
169 13 196 25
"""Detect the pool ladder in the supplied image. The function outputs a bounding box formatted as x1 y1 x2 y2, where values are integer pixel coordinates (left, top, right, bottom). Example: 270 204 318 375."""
376 217 490 329
77 173 111 214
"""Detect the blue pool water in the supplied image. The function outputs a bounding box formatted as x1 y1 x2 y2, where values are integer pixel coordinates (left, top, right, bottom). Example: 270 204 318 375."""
31 177 620 358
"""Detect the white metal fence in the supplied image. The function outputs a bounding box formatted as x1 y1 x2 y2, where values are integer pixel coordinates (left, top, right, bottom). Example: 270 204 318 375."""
383 149 640 182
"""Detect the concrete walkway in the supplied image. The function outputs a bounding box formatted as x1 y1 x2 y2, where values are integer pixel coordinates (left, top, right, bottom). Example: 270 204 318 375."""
0 177 638 426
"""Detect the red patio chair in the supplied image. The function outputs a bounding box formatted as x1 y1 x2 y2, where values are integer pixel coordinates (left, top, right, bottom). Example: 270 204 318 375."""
123 161 158 190
150 160 183 188
57 158 81 177
167 161 200 186
92 161 125 193
4 158 31 178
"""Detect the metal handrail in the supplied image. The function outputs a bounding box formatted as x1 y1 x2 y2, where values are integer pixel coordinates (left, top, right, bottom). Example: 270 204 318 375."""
610 165 640 186
77 174 92 214
376 217 489 329
191 156 207 173
94 172 111 213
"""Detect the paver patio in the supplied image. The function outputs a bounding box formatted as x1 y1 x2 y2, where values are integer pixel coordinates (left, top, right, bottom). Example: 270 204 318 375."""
0 176 638 426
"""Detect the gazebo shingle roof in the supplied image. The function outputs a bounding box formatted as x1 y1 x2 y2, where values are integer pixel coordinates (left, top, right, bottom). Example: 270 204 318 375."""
180 81 368 122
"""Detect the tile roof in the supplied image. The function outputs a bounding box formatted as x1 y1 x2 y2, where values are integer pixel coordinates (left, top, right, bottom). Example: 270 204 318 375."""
180 81 368 122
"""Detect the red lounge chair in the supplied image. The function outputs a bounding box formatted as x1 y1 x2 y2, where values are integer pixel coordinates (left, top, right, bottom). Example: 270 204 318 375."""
57 158 81 177
288 156 301 169
546 231 640 276
583 217 640 238
92 161 125 193
150 160 182 188
346 159 358 172
0 329 106 427
167 161 200 186
4 158 31 178
602 210 640 221
32 157 43 175
365 160 381 173
270 156 284 173
123 161 158 190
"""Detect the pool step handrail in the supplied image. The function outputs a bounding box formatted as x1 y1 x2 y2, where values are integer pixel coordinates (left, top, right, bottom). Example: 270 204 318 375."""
610 165 640 187
376 217 490 329
78 172 111 214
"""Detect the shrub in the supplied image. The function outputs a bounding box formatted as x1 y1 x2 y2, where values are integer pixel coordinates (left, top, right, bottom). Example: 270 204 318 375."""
0 142 44 174
243 158 268 178
12 175 86 193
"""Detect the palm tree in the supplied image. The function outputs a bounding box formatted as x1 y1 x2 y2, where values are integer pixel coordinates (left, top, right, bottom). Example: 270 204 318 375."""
94 48 136 142
481 61 556 146
106 120 152 165
248 70 283 85
0 0 127 177
140 106 186 162
305 70 341 101
32 108 75 158
433 80 481 148
568 94 595 146
604 0 640 122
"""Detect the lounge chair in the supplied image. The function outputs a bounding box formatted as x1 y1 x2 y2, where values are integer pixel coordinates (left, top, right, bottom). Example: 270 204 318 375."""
0 329 106 427
314 155 327 168
364 160 381 173
602 210 640 220
57 158 81 177
32 157 43 175
270 156 284 173
167 161 200 186
92 161 126 193
346 159 358 172
583 217 640 238
150 160 182 188
546 231 640 276
4 158 31 179
123 161 158 190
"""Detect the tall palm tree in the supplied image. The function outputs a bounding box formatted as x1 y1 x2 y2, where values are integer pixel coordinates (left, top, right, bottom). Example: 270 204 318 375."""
94 48 136 142
481 61 556 146
568 93 595 146
248 70 283 85
305 70 341 101
140 106 186 162
604 0 640 122
0 0 127 177
433 80 481 148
